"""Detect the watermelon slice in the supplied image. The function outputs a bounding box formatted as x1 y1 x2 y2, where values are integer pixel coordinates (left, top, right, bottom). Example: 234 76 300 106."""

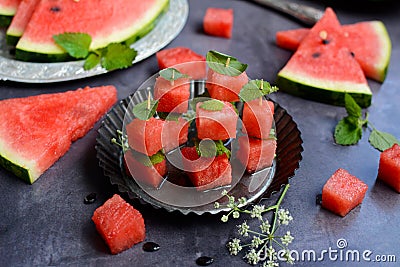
162 117 189 152
6 0 39 46
0 86 117 184
203 7 233 38
276 8 372 108
276 21 391 82
0 0 20 27
377 144 400 193
15 0 169 62
207 68 249 102
322 168 368 217
154 75 190 113
92 194 145 254
181 146 232 190
156 47 207 80
242 99 274 140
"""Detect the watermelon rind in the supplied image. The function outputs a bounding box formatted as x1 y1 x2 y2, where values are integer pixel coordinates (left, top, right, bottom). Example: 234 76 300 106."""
0 14 12 27
276 71 372 108
368 21 391 82
6 32 20 46
15 0 170 63
0 153 33 184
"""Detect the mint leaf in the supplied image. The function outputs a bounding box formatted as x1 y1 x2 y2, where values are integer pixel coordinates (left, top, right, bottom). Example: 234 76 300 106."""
200 99 224 111
101 43 137 71
129 150 165 167
159 68 189 81
369 129 400 152
239 79 279 102
132 99 158 120
206 50 247 77
344 94 362 120
334 118 362 145
53 32 91 59
84 52 101 70
196 140 231 158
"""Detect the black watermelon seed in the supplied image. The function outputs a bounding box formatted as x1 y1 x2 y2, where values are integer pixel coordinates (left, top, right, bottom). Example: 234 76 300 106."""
312 52 321 58
50 6 61 12
196 256 214 266
322 39 330 45
350 51 355 58
142 242 160 252
316 194 322 205
83 193 97 204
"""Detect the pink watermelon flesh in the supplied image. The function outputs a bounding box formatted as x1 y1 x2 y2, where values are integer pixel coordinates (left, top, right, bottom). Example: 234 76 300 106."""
0 86 117 184
237 136 276 173
203 7 233 38
0 0 20 26
378 144 400 193
276 21 391 82
92 194 145 255
206 68 248 102
322 168 368 217
6 0 40 45
242 99 274 139
181 146 232 190
126 117 164 156
196 101 238 140
161 117 189 152
124 149 167 188
154 76 191 113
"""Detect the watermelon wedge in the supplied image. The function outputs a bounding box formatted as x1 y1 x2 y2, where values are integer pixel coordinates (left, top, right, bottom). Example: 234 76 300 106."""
276 21 391 82
15 0 169 62
5 0 39 46
276 8 372 108
0 86 117 184
0 0 20 27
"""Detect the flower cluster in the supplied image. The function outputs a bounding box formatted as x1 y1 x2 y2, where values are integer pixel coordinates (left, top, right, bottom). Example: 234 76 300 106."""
219 184 294 266
111 130 129 152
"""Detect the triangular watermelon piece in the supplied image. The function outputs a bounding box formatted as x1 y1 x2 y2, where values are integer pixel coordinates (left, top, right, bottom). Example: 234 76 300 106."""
276 8 372 108
276 21 391 82
0 0 20 27
0 86 117 183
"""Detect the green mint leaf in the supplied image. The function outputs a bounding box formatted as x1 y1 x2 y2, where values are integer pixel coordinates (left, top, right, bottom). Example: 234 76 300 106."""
159 68 189 81
182 110 196 122
53 32 91 59
132 99 159 120
239 79 279 102
344 94 362 121
334 118 362 145
369 129 400 152
196 140 231 158
200 99 224 111
129 149 165 167
84 52 101 70
101 43 137 71
206 50 247 77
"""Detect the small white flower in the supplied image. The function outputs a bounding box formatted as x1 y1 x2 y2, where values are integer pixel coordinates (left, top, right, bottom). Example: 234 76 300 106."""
282 249 295 264
238 197 247 205
221 189 228 196
251 235 264 248
227 238 242 256
259 219 271 234
244 249 260 265
263 260 279 267
232 211 240 219
281 231 294 246
277 209 293 225
250 205 265 220
214 202 220 209
266 246 277 261
237 221 250 237
221 215 229 223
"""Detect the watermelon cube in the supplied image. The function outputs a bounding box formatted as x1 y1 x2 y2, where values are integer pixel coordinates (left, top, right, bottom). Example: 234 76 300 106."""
322 168 368 217
124 149 167 188
377 144 400 193
92 194 145 254
161 117 189 152
236 136 276 173
126 117 164 156
154 76 190 113
206 68 248 102
156 47 206 79
203 7 233 38
181 146 232 190
196 101 238 140
242 99 275 139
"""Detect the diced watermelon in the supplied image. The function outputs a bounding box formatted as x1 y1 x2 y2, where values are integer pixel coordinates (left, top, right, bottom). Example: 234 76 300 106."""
154 76 190 113
196 101 238 140
124 149 167 188
181 146 232 190
161 117 189 152
322 168 368 217
156 47 206 79
126 117 164 156
92 194 145 254
236 136 276 173
242 99 274 139
377 144 400 193
203 7 233 38
207 68 248 102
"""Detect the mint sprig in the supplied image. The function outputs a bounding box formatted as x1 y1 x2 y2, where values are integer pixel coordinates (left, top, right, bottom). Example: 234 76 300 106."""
200 99 225 111
159 68 189 81
195 139 231 158
53 32 91 59
132 98 159 120
206 50 247 77
129 149 165 167
239 79 279 103
334 94 399 151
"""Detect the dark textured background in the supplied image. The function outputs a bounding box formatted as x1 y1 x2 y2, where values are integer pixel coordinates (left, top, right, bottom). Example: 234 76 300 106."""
1 0 400 266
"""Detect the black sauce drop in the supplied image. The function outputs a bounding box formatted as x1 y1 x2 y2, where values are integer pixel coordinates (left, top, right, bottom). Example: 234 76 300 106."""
322 39 330 45
50 6 61 12
142 242 160 252
196 256 214 266
316 194 322 205
84 193 97 204
312 52 321 58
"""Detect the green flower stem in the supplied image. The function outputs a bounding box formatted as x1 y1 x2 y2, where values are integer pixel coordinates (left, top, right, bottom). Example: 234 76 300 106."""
271 184 290 233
